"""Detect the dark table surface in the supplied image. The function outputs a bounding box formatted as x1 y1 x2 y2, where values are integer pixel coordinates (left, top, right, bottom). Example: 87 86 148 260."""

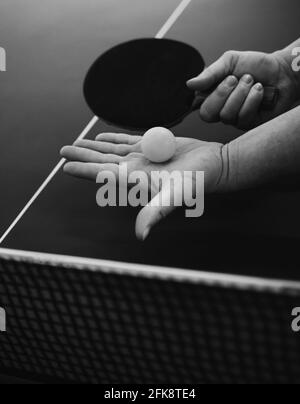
0 0 300 280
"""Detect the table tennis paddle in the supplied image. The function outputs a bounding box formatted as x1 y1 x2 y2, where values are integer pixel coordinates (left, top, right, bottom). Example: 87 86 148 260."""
84 38 279 130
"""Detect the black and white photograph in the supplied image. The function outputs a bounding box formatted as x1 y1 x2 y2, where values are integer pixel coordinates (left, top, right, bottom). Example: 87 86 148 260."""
0 0 300 386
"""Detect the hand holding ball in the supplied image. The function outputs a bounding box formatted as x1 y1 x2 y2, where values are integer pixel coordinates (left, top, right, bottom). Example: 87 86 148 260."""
141 127 177 163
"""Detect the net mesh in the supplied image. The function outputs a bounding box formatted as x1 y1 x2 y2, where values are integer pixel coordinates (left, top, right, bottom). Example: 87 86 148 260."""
0 253 300 384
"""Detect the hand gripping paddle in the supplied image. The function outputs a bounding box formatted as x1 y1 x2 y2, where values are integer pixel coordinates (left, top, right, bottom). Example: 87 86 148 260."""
84 38 279 130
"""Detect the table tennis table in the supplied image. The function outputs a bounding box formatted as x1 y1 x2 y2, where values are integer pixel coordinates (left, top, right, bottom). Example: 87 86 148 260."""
0 0 300 384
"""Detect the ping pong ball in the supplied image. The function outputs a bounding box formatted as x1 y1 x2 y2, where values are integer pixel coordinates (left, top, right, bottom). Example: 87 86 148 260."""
141 127 176 163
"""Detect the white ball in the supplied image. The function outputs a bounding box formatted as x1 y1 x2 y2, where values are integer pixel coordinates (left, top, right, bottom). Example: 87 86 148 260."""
141 127 177 164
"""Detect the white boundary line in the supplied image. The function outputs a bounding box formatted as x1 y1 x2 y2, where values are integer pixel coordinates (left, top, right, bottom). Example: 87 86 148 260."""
156 0 194 39
0 0 193 245
0 116 99 244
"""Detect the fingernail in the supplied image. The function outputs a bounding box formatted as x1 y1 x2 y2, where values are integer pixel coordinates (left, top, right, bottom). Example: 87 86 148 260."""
226 75 238 86
243 74 253 84
255 83 264 92
143 228 150 241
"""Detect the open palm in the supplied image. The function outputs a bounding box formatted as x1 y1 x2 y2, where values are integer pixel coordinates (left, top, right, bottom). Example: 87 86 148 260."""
61 133 224 240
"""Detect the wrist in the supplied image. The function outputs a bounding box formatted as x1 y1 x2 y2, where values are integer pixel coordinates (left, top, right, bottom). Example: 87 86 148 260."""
214 143 238 193
274 45 300 98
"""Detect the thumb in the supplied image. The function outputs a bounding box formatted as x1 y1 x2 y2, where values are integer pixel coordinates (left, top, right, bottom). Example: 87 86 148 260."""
135 184 180 241
187 51 236 92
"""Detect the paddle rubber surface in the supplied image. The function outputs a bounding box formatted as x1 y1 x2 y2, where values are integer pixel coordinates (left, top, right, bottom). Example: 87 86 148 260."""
84 38 205 130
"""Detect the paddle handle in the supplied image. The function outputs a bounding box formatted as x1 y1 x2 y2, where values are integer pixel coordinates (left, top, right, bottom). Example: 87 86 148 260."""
192 86 279 111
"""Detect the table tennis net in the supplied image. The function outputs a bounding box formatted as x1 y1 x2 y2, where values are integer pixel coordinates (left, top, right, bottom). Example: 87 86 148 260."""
0 249 300 384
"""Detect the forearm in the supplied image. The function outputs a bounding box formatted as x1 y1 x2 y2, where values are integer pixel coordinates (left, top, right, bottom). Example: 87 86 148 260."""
275 39 300 95
220 106 300 192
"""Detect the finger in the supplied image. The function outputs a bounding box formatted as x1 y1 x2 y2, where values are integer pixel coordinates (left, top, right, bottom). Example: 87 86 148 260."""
187 51 237 91
238 83 264 128
64 162 119 181
220 74 254 125
200 75 238 123
135 185 182 241
61 145 122 164
63 162 101 181
74 139 136 156
95 133 142 145
73 139 133 159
